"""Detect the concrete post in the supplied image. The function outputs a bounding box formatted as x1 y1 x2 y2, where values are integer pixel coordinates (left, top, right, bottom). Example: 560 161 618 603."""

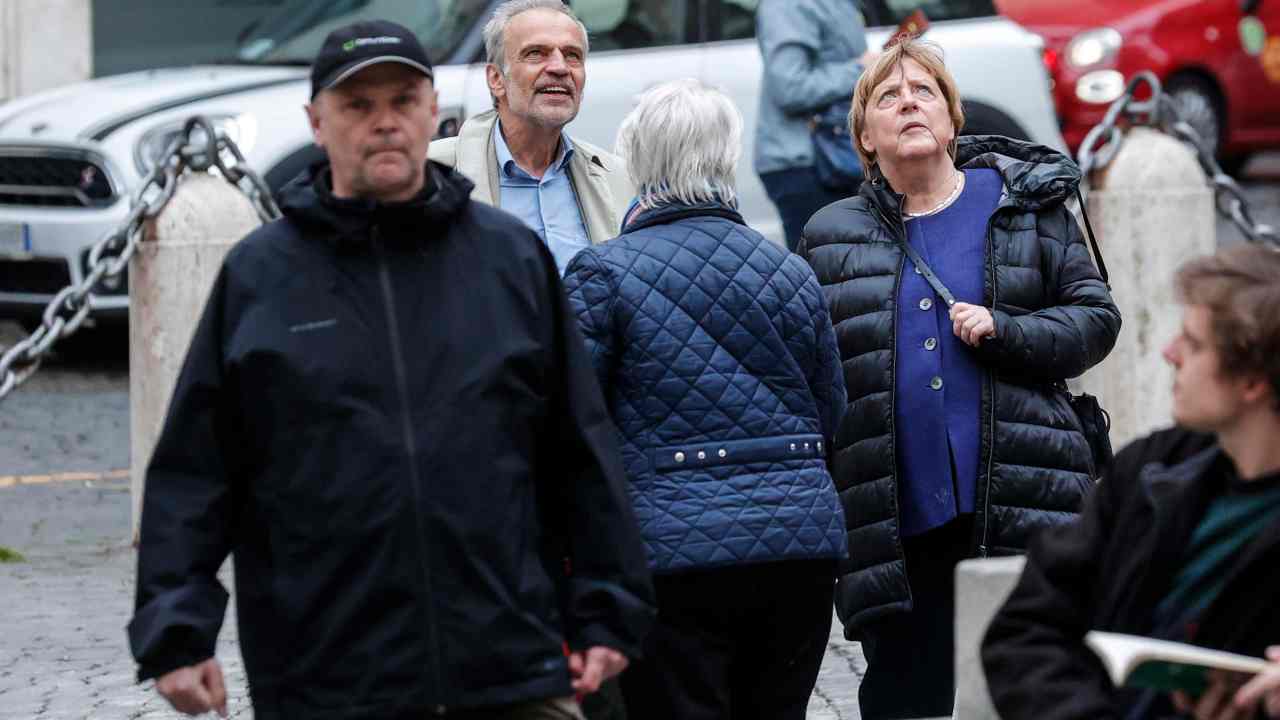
0 0 92 101
954 556 1027 720
1073 127 1216 450
129 174 262 540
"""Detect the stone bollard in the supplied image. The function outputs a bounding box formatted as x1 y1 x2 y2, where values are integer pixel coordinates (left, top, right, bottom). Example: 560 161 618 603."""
129 174 263 541
954 556 1027 720
1074 126 1215 450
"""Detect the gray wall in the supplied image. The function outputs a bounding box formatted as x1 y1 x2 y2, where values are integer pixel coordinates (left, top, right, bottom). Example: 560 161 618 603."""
1 1 92 100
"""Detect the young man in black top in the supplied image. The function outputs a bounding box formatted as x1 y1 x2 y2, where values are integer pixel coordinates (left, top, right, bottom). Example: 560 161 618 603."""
983 243 1280 720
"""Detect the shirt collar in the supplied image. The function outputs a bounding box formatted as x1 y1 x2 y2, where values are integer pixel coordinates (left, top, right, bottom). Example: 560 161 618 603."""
493 119 575 179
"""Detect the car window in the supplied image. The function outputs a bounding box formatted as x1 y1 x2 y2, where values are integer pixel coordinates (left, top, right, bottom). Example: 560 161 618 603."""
860 0 995 27
570 0 694 50
237 0 492 65
718 0 758 41
713 0 997 40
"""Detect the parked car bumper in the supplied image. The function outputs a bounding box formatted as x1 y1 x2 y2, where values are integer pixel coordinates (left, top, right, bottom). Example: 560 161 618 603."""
0 201 132 327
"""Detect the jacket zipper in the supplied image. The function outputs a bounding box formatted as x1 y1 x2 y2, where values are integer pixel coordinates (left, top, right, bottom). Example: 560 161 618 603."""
979 207 1003 558
872 202 910 567
373 229 446 709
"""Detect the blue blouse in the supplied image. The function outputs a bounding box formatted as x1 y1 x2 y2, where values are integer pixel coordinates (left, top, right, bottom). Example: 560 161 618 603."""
894 168 1003 537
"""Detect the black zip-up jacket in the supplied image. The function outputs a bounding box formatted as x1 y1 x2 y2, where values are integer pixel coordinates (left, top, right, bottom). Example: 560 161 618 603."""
983 427 1280 719
800 136 1121 638
129 162 655 719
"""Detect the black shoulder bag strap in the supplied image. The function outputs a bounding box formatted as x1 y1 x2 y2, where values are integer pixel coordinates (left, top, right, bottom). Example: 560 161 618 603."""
1075 188 1110 289
895 230 957 307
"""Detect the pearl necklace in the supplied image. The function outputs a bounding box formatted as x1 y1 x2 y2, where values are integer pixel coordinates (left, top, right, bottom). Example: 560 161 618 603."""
904 171 965 218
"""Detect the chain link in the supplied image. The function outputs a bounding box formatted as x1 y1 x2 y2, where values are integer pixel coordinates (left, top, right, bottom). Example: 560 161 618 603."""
1077 71 1278 247
0 116 281 404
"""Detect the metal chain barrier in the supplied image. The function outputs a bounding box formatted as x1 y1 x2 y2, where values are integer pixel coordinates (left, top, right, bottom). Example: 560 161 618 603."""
1077 70 1278 247
0 116 280 404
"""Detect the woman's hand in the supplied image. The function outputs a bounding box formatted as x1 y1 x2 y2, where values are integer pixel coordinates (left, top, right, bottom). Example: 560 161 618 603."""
949 302 995 347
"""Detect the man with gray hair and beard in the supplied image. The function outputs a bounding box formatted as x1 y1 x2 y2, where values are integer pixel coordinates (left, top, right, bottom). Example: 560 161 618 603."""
430 0 632 275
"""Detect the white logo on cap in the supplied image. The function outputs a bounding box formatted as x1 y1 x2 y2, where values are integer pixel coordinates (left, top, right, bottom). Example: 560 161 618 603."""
344 36 404 51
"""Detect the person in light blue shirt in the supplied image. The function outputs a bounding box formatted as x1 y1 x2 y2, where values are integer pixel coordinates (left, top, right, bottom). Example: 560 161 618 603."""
493 120 591 275
429 0 634 282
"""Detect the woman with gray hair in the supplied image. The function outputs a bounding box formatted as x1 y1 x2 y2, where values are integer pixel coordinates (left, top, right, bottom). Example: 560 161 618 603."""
563 79 848 719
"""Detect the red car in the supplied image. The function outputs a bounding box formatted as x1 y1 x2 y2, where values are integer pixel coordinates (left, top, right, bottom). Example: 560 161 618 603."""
998 0 1280 170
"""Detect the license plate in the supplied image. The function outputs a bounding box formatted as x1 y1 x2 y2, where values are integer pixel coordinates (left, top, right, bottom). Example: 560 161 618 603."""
0 223 30 256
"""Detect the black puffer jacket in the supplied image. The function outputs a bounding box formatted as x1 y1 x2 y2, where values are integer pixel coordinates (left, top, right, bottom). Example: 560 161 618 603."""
800 136 1121 638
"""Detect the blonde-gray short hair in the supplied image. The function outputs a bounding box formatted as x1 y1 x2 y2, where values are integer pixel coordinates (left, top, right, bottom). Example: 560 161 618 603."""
849 37 966 175
616 79 742 211
483 0 588 75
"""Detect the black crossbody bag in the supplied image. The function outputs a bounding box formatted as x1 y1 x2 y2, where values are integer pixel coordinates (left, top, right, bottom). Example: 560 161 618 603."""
896 189 1114 476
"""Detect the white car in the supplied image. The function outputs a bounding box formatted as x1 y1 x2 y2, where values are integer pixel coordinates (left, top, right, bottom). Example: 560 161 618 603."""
0 0 1062 329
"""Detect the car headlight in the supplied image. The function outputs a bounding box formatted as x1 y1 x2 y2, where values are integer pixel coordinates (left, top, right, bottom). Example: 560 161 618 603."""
134 113 259 174
1065 28 1121 70
1076 70 1126 104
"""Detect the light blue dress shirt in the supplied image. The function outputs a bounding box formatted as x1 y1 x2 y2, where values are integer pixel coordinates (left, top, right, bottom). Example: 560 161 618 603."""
493 121 591 275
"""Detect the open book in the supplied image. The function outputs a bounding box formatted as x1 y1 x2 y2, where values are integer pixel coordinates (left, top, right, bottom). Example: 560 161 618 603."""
1085 631 1270 694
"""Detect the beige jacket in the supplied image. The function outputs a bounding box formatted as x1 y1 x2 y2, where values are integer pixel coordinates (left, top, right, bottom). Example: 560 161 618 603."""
429 109 633 245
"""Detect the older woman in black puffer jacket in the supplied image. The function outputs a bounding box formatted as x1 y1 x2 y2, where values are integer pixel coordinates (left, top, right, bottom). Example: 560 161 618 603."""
799 37 1121 720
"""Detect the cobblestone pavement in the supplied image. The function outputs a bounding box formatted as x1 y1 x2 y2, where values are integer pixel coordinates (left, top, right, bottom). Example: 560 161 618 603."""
0 435 865 720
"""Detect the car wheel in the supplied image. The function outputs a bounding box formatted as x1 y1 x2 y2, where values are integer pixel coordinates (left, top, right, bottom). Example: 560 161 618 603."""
959 101 1030 142
1165 76 1223 160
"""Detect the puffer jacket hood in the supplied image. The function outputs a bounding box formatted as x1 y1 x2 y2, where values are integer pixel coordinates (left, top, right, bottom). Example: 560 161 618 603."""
802 135 1120 639
861 135 1081 220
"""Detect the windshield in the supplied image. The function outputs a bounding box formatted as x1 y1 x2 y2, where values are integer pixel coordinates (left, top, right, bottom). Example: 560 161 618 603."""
237 0 492 65
861 0 997 27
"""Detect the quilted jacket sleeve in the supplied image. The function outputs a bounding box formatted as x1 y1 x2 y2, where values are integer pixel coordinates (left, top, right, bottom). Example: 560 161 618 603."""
541 248 656 657
129 265 241 681
980 204 1121 381
563 249 618 394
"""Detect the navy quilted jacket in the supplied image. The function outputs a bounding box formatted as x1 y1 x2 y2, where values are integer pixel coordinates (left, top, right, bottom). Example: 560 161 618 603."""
564 202 849 573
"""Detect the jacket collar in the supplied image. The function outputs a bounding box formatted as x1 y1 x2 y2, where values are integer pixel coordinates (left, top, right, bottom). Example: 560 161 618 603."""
1135 441 1280 642
622 200 745 235
859 134 1082 224
455 109 621 244
276 160 475 248
492 118 575 178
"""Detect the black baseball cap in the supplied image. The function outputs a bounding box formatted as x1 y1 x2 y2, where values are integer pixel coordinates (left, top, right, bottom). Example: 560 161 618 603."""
310 20 434 99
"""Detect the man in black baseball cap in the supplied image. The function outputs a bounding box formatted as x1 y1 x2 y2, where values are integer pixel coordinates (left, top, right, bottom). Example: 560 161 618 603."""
130 15 655 720
309 19 434 99
300 19 439 203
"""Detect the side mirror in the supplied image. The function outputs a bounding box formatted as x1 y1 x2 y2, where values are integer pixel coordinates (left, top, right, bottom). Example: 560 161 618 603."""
1241 0 1261 15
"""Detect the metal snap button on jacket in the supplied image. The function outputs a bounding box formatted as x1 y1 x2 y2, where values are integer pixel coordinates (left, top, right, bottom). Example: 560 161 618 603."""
929 376 944 391
675 451 686 463
919 298 933 311
924 337 938 351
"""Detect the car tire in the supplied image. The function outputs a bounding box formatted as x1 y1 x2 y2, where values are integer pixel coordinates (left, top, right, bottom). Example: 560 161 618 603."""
1165 76 1223 160
959 101 1030 142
